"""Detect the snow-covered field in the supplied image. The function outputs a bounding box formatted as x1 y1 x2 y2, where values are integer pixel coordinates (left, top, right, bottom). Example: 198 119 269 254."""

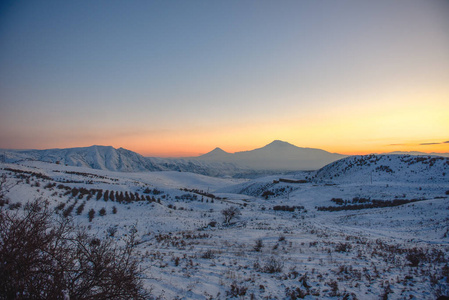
1 155 448 299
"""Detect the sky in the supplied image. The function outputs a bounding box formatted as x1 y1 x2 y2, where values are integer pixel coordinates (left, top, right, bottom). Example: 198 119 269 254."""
0 0 448 157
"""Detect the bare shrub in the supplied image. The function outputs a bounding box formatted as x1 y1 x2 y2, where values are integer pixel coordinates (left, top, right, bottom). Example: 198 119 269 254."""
327 280 339 297
8 202 21 210
226 281 248 297
99 207 106 216
222 206 241 224
260 256 283 273
107 226 118 237
285 286 308 299
335 242 352 253
0 200 149 299
201 249 215 259
55 202 65 211
380 282 392 300
62 202 76 218
88 208 95 222
76 201 85 215
443 264 449 283
405 248 428 267
253 239 264 252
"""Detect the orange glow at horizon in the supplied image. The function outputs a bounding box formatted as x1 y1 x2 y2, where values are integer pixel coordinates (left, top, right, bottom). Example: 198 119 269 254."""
128 138 449 158
1 85 447 158
121 89 449 157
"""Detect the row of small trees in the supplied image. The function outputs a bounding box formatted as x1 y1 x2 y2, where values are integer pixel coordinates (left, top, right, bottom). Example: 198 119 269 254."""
272 205 304 212
44 183 161 204
317 198 422 212
87 206 117 222
98 189 158 203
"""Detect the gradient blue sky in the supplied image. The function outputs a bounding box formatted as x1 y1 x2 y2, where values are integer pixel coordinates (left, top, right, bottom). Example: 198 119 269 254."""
1 0 448 156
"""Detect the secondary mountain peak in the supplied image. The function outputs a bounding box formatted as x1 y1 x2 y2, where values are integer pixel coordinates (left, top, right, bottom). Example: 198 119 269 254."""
211 147 227 153
198 147 230 159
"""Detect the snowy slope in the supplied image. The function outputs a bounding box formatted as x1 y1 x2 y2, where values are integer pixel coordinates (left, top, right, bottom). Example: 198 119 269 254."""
1 157 448 299
1 146 161 172
314 154 449 184
0 146 246 176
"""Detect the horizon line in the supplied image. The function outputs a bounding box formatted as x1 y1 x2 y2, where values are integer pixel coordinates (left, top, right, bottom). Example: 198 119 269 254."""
2 141 448 159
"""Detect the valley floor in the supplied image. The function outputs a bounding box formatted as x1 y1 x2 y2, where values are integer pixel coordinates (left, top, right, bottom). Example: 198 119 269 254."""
1 161 448 299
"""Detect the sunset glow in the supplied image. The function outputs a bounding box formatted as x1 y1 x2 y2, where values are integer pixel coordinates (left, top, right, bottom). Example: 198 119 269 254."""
1 1 448 157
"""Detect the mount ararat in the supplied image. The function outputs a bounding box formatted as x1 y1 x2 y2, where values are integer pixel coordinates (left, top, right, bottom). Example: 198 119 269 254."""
195 140 345 170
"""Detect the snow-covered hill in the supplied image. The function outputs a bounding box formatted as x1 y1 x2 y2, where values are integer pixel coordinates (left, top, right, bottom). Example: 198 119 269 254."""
1 155 448 299
0 146 246 176
314 154 449 184
1 146 159 172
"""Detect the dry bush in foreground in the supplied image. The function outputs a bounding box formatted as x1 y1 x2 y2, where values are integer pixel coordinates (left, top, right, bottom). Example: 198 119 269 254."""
0 200 149 300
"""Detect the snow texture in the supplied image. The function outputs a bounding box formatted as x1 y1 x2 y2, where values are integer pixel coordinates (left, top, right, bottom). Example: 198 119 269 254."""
1 152 448 299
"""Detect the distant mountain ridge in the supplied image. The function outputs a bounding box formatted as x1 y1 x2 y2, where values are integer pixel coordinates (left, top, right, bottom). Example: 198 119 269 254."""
4 142 446 178
1 141 345 174
386 151 449 157
197 140 346 171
